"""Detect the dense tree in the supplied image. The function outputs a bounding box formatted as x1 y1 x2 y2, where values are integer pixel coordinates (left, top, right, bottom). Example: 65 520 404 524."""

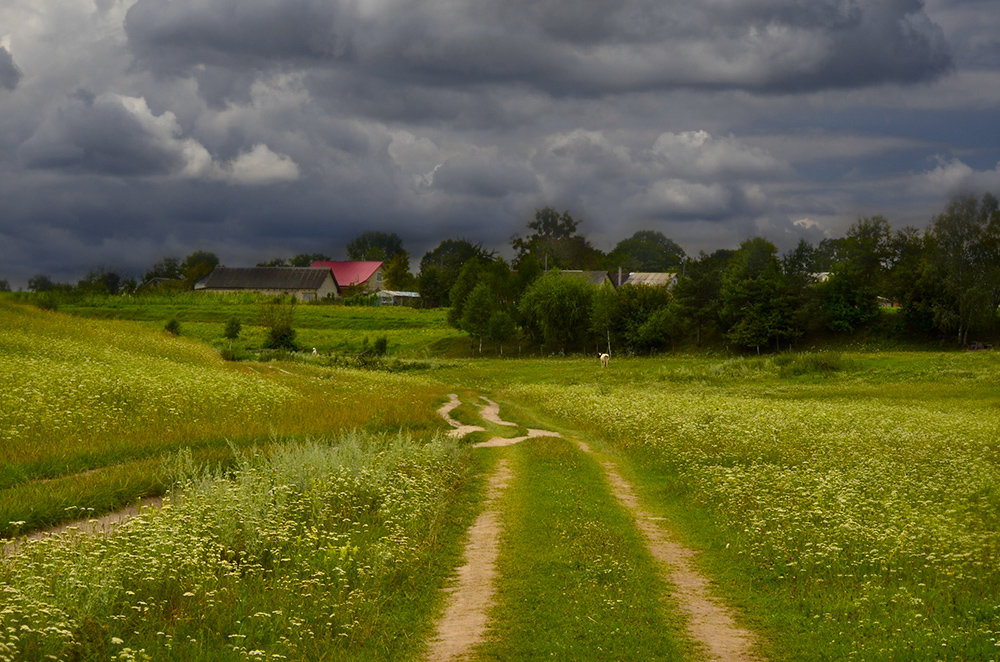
448 258 486 328
605 230 686 272
925 193 996 344
382 250 417 291
347 231 404 261
27 274 56 292
460 282 497 353
815 216 892 333
590 283 672 354
0 279 9 292
487 310 518 355
180 251 219 287
518 270 596 353
418 239 493 307
512 207 603 270
77 268 123 295
670 250 733 347
719 238 789 353
143 257 181 283
289 253 330 267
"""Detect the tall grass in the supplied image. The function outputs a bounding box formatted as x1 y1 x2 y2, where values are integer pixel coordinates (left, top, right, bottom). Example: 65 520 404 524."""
1 433 474 661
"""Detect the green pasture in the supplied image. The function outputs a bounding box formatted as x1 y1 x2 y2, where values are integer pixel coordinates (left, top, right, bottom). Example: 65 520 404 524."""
48 292 465 356
3 294 999 660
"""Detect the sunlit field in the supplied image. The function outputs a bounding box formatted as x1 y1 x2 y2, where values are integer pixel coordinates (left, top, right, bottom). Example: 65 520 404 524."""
460 353 1000 660
3 293 999 660
50 292 463 357
0 300 447 536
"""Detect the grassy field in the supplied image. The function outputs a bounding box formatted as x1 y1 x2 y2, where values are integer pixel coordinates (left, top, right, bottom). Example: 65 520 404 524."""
441 353 1000 660
46 292 465 357
0 299 449 536
3 293 999 660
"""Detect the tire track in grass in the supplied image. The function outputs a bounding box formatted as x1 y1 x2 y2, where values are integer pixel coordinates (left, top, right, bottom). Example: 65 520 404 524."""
424 458 513 662
575 439 762 662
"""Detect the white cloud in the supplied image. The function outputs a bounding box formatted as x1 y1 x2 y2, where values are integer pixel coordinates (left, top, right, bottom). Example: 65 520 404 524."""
918 157 1000 196
226 143 300 184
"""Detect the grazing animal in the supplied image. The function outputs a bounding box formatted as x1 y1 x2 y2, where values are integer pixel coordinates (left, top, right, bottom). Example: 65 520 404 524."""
599 353 610 368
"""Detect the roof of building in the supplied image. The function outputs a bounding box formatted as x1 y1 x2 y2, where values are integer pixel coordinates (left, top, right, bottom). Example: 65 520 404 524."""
623 272 678 288
559 270 612 286
310 261 383 287
196 267 335 291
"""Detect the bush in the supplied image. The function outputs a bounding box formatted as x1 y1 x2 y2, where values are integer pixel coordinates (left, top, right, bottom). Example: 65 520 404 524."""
223 317 241 340
264 322 297 350
164 318 181 335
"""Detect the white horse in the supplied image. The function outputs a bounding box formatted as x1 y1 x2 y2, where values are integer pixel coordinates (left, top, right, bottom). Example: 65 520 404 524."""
599 353 610 368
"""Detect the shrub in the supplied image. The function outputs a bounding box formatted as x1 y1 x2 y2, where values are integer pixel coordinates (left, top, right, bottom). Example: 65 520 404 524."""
264 322 297 350
223 317 241 340
164 318 181 335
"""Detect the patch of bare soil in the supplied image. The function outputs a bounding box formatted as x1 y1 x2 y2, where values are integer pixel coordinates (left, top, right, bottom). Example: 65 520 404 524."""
583 443 762 662
3 496 163 560
424 459 513 662
437 393 487 438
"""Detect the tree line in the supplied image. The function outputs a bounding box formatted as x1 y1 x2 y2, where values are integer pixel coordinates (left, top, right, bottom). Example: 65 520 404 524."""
13 192 999 352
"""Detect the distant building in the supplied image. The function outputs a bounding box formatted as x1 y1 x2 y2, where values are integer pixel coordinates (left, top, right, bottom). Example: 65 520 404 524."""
310 261 384 294
377 290 421 307
623 272 678 289
195 267 338 301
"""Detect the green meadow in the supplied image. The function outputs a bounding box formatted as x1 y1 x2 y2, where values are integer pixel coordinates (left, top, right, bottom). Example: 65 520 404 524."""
2 294 999 660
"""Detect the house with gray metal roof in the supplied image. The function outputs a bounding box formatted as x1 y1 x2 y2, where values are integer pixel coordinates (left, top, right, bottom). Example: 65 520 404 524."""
195 267 339 301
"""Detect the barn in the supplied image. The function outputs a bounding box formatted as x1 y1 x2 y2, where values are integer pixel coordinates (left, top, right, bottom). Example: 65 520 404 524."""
195 267 339 301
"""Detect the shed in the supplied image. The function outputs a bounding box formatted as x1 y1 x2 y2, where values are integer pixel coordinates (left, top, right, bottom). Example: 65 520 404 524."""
377 290 421 307
195 267 339 301
623 272 678 289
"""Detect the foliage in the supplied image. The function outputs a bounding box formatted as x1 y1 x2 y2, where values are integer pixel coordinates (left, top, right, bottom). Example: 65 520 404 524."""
346 230 404 261
605 230 686 272
518 270 596 353
719 238 789 352
382 250 417 291
163 318 181 335
512 207 603 270
223 317 241 340
418 239 494 308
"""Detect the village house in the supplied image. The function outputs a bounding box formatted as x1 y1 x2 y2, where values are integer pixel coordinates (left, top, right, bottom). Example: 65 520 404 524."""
195 267 339 301
310 261 384 295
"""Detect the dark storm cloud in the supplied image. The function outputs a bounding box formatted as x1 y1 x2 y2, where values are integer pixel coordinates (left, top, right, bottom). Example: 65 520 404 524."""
19 92 185 176
124 0 952 98
0 47 21 91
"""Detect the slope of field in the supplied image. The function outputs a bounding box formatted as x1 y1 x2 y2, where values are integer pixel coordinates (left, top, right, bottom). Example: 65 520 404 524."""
51 292 465 357
0 300 447 536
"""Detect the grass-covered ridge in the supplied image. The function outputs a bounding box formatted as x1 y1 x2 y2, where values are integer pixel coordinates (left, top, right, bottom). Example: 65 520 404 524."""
0 300 447 536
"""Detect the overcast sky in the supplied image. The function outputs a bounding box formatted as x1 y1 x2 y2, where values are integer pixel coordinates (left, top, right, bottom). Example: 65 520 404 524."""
2 0 999 287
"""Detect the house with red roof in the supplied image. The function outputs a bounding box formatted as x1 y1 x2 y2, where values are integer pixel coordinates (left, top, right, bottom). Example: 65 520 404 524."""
310 261 384 295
